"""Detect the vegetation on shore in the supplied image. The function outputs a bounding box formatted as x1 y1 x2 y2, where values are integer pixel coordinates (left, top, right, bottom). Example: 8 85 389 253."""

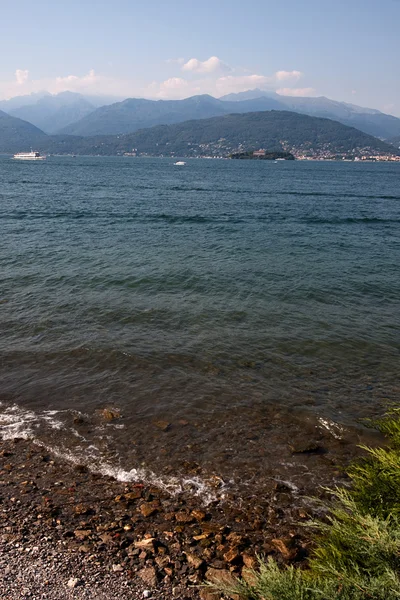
211 407 400 599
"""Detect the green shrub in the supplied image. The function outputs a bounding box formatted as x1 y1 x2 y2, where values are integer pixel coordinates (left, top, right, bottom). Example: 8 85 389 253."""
208 407 400 600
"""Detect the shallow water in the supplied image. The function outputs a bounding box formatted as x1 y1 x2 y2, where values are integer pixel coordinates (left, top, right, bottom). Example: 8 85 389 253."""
0 156 399 498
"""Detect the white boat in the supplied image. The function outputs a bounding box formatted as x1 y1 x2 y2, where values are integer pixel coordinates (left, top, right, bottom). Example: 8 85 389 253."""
13 151 46 161
174 161 186 166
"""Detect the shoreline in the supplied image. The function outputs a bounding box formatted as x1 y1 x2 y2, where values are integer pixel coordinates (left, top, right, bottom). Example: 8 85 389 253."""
0 426 366 600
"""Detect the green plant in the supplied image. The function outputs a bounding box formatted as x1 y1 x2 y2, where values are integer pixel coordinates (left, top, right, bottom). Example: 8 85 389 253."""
208 407 400 600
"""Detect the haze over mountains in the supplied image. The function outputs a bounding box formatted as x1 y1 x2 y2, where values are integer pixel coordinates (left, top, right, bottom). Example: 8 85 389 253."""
0 106 397 159
0 89 400 140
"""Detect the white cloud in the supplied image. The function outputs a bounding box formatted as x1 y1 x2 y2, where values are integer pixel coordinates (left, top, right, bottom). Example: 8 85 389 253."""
15 69 29 85
182 56 231 74
51 69 100 93
0 63 313 103
275 70 302 82
156 77 190 98
276 87 316 97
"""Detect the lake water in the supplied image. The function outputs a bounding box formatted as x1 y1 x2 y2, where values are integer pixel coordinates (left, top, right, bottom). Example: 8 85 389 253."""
0 156 399 500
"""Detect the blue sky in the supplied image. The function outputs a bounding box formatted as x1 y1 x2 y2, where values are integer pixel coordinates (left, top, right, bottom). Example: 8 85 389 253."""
1 0 399 115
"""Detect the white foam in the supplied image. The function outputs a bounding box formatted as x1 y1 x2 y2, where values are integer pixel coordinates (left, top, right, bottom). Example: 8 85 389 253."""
318 417 345 440
0 402 224 504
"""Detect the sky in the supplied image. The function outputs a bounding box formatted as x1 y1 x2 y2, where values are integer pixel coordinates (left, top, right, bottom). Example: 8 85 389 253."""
0 0 399 115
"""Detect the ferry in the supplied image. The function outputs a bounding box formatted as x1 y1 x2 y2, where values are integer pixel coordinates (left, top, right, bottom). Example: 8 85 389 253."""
13 151 46 161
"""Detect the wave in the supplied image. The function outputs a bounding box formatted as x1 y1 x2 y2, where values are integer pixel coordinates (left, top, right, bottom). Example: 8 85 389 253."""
303 216 400 225
0 402 223 504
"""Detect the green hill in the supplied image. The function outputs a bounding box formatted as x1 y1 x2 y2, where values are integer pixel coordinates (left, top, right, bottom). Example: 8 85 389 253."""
43 111 399 158
0 110 48 153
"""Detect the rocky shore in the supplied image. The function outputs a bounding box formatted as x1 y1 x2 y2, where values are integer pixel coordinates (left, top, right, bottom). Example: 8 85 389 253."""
0 426 365 600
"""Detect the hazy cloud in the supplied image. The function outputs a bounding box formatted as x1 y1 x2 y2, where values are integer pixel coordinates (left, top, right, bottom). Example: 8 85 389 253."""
276 87 316 97
52 69 100 93
156 77 190 98
15 69 29 85
275 70 302 82
182 56 231 74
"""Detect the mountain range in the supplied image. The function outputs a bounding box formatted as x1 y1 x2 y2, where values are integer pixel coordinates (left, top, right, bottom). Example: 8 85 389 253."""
1 109 396 159
57 92 400 140
0 90 399 140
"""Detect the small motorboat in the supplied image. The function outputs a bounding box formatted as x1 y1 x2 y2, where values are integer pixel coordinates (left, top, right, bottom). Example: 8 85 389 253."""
174 161 186 166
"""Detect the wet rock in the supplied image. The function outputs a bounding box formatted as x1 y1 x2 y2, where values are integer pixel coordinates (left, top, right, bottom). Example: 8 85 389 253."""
290 440 325 454
101 408 121 422
153 420 171 432
137 566 158 587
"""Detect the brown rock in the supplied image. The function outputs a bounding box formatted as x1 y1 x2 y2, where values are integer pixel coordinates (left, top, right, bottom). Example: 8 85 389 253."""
153 420 171 432
185 552 204 570
155 556 170 569
242 553 257 569
74 529 91 540
271 538 291 559
191 509 207 522
125 490 142 501
226 533 244 546
134 537 155 549
200 590 219 600
223 547 241 564
289 441 324 454
101 408 121 421
193 534 209 541
206 568 240 600
139 502 158 518
74 504 88 515
137 566 158 587
175 511 194 524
